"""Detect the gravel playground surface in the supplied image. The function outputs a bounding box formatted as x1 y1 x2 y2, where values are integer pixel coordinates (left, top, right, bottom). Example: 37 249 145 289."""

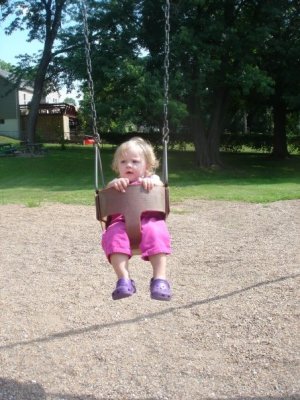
0 200 299 400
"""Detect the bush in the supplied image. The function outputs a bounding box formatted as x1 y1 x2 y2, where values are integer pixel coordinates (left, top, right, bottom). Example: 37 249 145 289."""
221 132 273 152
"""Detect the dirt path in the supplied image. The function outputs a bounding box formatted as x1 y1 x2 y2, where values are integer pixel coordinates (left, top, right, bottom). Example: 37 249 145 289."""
0 200 299 400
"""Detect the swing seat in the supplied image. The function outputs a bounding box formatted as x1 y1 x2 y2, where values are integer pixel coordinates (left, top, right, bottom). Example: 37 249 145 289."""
95 184 170 254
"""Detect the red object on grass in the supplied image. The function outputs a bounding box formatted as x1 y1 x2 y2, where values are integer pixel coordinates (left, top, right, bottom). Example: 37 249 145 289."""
83 137 95 145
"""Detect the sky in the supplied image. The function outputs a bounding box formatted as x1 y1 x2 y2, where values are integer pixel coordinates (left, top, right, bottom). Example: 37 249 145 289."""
0 27 42 65
0 23 82 104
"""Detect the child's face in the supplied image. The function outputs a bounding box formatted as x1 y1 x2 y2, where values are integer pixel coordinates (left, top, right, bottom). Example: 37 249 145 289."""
117 146 147 182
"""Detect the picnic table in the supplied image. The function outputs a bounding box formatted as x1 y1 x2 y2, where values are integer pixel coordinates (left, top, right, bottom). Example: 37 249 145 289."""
0 143 18 156
0 142 48 157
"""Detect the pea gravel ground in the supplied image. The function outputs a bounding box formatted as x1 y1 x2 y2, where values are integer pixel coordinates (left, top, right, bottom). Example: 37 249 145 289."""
0 200 299 400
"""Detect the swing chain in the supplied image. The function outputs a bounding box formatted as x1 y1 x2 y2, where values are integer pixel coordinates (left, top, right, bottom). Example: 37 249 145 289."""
80 1 105 189
80 0 100 145
162 0 170 185
162 0 170 145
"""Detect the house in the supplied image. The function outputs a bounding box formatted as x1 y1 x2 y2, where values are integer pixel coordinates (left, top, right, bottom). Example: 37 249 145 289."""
0 69 22 139
0 69 79 141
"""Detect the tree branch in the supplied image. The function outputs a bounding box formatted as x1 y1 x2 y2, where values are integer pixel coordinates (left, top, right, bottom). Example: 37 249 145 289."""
51 43 82 57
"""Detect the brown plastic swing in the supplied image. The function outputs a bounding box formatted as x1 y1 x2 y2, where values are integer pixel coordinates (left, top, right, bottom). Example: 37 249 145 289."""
81 0 171 253
95 183 170 253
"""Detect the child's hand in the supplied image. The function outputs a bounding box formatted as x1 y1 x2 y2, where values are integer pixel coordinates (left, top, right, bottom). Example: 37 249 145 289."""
110 178 130 192
139 177 155 191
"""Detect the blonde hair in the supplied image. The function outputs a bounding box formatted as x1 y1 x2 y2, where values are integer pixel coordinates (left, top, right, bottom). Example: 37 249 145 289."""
112 137 159 175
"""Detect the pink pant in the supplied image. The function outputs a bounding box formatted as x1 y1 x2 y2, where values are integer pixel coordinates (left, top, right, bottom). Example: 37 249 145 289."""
102 214 171 262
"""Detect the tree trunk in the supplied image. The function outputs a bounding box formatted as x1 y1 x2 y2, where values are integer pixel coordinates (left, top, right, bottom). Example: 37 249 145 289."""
188 87 229 168
272 86 289 158
243 111 248 134
25 0 66 143
192 114 209 167
26 52 52 143
186 92 210 168
207 87 230 167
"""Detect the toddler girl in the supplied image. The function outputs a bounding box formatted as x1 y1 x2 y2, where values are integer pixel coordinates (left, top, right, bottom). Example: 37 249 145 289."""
101 137 172 301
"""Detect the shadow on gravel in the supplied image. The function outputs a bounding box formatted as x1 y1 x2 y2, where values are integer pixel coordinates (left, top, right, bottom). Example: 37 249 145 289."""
0 378 46 400
0 378 299 400
0 273 299 352
206 398 300 400
0 377 164 399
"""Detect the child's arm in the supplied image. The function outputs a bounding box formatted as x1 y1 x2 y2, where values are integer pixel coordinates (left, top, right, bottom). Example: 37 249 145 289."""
107 175 163 192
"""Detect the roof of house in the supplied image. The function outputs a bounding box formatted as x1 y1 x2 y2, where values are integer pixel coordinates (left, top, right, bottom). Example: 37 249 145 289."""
0 68 33 92
0 68 11 80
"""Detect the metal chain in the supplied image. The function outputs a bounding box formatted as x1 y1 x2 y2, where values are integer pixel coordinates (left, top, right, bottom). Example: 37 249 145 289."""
162 0 170 144
162 0 170 184
80 0 105 189
80 1 100 144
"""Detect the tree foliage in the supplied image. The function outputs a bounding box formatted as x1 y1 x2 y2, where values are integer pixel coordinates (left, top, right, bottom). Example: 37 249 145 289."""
1 0 72 143
74 0 299 166
1 0 299 165
0 59 13 71
258 0 300 158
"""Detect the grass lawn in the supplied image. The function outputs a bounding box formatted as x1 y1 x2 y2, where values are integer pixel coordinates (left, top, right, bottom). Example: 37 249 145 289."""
0 143 299 206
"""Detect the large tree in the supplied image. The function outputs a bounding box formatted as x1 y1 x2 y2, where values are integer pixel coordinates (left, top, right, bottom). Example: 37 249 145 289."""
59 0 186 137
162 1 275 166
60 0 300 166
260 0 300 158
1 0 71 143
139 0 300 166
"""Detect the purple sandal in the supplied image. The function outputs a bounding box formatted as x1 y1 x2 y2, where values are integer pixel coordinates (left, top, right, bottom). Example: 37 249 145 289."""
112 278 136 300
150 278 172 301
